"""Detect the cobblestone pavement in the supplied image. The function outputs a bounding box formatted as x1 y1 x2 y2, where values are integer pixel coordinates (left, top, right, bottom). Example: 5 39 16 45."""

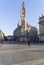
14 59 44 65
0 44 44 65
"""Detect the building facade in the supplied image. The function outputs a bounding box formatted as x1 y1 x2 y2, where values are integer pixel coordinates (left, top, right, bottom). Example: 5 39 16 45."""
13 2 38 42
39 15 44 40
0 30 4 42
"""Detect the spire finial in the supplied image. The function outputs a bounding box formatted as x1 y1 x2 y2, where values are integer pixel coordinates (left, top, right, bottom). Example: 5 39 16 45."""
20 1 26 19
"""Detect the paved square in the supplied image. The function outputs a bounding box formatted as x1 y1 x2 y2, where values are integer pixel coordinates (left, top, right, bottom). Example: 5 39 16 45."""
0 44 44 65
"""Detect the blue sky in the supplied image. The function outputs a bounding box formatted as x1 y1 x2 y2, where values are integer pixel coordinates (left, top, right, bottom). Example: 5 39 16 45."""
0 0 44 36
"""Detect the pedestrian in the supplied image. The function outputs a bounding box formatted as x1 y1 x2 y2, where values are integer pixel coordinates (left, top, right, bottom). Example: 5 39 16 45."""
28 40 31 46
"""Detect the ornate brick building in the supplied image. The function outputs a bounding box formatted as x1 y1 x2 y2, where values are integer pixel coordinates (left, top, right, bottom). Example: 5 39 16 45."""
13 2 38 42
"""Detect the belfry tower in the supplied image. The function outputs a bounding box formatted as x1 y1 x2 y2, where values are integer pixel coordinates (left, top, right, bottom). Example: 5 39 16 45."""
20 2 27 29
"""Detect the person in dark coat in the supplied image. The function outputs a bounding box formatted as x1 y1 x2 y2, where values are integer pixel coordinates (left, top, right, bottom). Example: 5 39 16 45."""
28 39 31 46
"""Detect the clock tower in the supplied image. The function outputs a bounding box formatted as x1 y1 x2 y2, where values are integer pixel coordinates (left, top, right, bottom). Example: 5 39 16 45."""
20 2 27 29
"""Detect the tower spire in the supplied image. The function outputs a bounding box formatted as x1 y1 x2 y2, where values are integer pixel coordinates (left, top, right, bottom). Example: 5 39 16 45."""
20 2 26 19
20 2 27 29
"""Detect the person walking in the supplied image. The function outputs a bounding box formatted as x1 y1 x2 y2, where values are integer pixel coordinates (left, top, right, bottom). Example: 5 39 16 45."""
28 39 31 46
